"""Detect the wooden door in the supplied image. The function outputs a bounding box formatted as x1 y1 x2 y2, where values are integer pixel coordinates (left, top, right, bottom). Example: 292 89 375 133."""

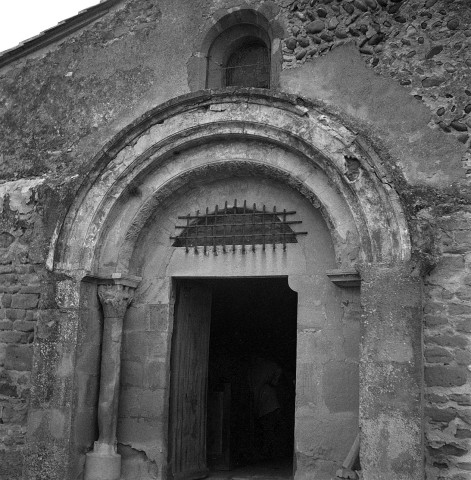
169 282 212 480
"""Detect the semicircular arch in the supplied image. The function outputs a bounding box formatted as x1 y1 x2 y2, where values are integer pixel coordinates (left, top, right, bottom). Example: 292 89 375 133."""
49 90 411 277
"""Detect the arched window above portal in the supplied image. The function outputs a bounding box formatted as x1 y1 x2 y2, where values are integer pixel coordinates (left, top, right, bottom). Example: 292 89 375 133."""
207 25 271 89
187 7 284 92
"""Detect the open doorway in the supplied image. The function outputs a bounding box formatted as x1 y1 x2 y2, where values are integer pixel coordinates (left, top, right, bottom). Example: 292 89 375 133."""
168 278 297 480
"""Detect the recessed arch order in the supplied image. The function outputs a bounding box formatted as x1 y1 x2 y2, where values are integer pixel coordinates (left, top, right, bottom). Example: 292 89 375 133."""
49 89 411 277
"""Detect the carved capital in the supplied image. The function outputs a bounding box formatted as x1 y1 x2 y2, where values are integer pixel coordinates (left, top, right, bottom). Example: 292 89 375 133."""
98 283 135 318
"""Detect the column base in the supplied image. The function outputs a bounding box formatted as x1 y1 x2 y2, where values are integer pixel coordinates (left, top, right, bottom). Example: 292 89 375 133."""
84 443 121 480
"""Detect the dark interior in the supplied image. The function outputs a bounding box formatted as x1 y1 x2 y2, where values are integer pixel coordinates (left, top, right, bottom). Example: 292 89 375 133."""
205 277 297 471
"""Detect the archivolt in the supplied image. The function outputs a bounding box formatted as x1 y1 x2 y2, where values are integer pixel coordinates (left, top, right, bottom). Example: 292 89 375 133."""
49 89 411 276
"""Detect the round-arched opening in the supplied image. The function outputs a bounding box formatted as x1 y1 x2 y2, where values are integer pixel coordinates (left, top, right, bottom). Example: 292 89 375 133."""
44 90 418 480
207 24 271 89
118 172 360 480
225 38 270 88
50 91 410 276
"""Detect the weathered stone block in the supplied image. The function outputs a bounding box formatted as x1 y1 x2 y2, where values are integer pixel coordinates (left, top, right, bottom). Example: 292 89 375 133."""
24 311 37 321
0 274 18 284
424 302 446 315
119 387 164 419
0 320 13 330
143 360 167 390
1 294 12 308
117 417 163 461
122 331 148 360
456 429 471 439
456 319 471 333
424 314 448 327
4 345 32 371
0 382 18 397
10 294 39 310
147 333 168 359
454 231 471 248
448 303 471 316
122 331 166 360
18 285 41 294
443 239 469 254
458 408 471 425
2 402 28 424
322 361 359 412
124 304 148 331
121 360 144 387
428 444 468 457
12 320 35 332
432 255 465 275
0 265 15 274
56 280 79 308
456 349 471 365
35 310 60 340
426 393 447 403
456 289 471 301
16 265 36 274
450 394 471 406
18 274 39 286
0 331 29 343
427 334 468 349
425 366 468 387
148 303 169 332
424 406 457 423
425 346 453 363
6 309 25 320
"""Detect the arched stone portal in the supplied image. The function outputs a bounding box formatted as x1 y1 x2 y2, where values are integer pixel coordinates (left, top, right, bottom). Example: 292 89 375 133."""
37 90 423 480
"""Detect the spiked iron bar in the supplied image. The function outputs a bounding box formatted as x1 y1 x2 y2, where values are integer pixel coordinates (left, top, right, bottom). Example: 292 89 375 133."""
171 200 307 253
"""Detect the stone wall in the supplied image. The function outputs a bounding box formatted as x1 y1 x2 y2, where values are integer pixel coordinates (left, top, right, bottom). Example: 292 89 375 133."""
281 0 471 175
424 207 471 480
0 180 45 480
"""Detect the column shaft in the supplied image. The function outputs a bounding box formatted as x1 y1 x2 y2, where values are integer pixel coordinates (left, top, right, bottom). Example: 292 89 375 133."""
84 280 137 480
97 314 124 445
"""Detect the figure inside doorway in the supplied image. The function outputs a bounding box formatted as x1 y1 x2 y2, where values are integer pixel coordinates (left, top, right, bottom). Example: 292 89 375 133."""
248 356 283 459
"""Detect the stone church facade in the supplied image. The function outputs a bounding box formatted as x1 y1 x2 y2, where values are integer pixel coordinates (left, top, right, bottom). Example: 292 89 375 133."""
0 0 470 479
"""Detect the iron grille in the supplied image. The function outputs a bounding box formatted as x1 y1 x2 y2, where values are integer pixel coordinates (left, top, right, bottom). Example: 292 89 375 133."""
225 43 270 88
171 200 307 254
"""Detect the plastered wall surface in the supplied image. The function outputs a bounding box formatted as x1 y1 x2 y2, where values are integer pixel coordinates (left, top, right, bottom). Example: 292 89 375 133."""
0 0 469 479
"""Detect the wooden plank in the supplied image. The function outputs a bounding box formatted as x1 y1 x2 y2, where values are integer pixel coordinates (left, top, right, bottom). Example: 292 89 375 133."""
169 282 212 480
342 433 360 469
336 433 360 479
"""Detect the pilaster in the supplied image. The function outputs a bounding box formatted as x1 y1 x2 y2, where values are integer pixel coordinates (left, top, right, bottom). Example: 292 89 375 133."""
359 262 424 480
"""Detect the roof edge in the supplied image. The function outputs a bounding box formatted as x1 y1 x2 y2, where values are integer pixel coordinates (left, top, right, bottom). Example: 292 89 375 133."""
0 0 124 70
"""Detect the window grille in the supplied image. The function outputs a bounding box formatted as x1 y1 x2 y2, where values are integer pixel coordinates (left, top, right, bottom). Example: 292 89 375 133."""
171 200 307 254
225 43 270 88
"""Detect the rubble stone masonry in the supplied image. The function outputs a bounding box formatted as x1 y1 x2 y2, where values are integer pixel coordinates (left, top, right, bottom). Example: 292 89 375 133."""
424 208 471 479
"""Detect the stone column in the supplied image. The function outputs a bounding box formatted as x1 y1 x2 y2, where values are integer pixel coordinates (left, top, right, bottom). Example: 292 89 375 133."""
84 276 139 480
359 262 424 480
